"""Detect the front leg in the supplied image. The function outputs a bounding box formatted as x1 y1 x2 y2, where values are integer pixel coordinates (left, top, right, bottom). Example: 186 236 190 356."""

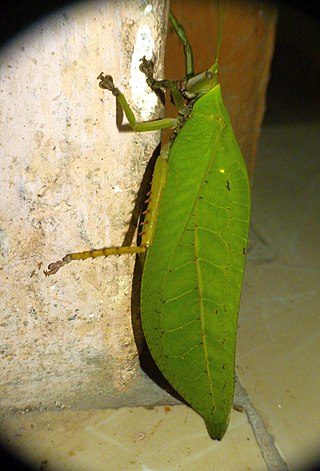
139 57 189 116
97 73 178 132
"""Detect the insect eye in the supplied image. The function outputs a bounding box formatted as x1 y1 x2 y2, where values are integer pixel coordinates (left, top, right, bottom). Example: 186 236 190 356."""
206 71 213 79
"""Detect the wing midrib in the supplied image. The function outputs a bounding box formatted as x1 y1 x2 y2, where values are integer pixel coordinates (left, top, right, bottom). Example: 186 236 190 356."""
160 116 226 405
193 118 225 409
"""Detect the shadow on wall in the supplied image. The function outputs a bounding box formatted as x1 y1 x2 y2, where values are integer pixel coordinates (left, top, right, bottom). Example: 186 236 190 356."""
264 1 320 124
0 0 78 46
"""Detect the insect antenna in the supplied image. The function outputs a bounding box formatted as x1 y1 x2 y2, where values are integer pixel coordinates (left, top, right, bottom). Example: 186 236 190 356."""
215 0 225 68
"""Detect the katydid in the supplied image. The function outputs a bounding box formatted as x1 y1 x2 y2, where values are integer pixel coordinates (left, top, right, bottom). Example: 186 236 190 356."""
45 7 250 440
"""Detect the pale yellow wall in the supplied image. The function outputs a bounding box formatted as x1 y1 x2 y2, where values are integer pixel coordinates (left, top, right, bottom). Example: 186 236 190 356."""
0 0 172 412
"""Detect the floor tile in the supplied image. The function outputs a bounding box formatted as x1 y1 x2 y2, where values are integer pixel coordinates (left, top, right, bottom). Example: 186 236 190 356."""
2 406 266 471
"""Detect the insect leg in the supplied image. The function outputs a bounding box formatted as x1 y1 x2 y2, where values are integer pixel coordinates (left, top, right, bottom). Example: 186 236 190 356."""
169 11 194 79
140 143 169 248
139 57 188 116
97 73 178 132
44 145 169 276
44 246 146 276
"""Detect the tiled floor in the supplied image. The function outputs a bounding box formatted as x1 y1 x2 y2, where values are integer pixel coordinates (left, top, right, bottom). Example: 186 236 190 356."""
2 120 319 471
3 406 266 471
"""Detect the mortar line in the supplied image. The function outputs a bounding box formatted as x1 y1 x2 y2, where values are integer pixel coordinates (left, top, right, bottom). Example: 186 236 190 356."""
235 377 288 471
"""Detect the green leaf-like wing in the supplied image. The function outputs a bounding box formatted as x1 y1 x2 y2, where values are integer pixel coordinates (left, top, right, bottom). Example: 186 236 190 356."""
141 84 250 440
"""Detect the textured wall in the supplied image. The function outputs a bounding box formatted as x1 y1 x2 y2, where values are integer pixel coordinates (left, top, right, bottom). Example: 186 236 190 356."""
0 0 170 412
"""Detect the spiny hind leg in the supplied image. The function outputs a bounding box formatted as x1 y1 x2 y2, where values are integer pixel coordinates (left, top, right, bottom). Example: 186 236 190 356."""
44 245 146 276
45 147 169 277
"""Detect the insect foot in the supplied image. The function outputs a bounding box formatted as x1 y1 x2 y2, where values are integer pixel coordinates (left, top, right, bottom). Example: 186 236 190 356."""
97 73 120 97
44 255 71 276
139 56 154 80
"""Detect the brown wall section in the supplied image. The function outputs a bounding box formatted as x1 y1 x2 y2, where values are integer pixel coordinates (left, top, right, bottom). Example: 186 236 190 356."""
164 0 278 180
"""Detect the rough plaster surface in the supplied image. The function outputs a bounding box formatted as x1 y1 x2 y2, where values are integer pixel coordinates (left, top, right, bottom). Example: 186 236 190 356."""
0 0 170 412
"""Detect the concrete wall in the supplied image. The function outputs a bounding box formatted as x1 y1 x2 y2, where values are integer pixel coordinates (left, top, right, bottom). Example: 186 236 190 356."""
0 0 170 412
